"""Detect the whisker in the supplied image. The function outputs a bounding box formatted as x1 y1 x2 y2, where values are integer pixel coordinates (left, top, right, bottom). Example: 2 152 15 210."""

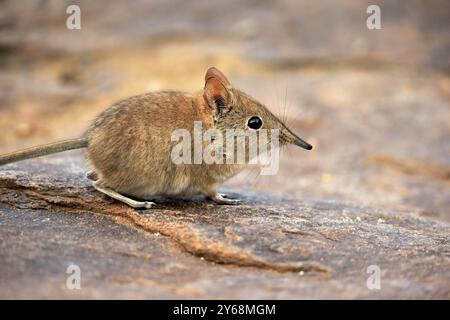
286 108 308 131
270 74 281 120
283 86 288 125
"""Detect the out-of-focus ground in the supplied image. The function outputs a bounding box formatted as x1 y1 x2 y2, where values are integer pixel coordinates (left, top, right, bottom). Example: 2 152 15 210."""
0 0 449 299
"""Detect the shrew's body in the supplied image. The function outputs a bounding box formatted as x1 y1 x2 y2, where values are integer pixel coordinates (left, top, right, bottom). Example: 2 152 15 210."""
0 68 312 209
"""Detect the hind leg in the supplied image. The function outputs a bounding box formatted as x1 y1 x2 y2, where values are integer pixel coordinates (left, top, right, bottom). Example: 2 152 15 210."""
93 181 155 209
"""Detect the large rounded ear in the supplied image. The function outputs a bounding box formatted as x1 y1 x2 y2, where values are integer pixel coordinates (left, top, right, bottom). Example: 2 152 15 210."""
203 67 232 119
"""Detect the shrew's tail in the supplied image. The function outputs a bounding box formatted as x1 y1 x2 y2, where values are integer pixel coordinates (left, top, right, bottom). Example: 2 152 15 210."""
0 138 88 166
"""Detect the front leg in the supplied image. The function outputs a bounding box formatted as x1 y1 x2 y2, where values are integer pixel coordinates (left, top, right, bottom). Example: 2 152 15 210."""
207 192 240 205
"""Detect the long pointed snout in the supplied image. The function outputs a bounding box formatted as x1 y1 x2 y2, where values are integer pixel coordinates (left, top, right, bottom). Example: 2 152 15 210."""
283 126 313 150
293 137 313 150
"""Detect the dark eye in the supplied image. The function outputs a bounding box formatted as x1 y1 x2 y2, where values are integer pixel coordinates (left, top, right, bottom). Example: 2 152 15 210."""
247 116 263 130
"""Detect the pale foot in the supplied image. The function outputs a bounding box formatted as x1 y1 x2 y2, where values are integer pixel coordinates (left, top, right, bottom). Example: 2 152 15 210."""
208 192 240 205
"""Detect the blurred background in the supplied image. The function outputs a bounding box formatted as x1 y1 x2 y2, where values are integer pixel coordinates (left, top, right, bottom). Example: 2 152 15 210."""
0 0 449 221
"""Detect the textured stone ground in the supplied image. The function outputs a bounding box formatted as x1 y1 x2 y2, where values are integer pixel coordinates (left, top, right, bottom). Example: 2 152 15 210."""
0 155 449 299
0 0 449 299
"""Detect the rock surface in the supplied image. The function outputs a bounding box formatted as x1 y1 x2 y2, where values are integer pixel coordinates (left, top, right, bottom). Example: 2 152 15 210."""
0 154 449 299
0 0 449 299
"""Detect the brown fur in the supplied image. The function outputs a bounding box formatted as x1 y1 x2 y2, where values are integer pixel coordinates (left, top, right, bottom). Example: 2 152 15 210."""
0 67 312 207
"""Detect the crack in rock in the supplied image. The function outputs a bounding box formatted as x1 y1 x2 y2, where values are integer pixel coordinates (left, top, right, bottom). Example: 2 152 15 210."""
0 171 331 275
